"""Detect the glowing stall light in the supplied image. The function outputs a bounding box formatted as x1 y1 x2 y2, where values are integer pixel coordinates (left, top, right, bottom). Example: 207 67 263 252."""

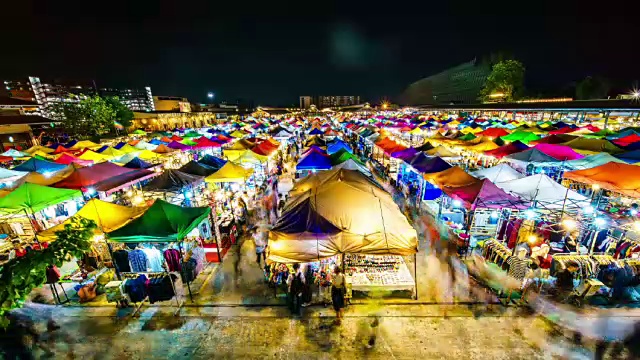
631 209 638 216
583 206 594 215
185 191 193 198
42 171 53 178
86 187 96 195
490 211 499 219
452 200 462 208
524 209 536 220
594 217 606 228
562 219 577 230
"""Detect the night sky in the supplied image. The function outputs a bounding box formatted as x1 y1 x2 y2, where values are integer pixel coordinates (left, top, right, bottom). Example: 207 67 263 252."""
2 1 639 106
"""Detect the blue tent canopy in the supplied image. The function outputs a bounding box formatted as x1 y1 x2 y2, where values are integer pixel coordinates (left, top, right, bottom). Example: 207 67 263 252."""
95 145 109 153
198 155 227 170
113 142 127 149
615 149 640 164
327 140 352 155
296 152 332 171
308 128 324 135
64 140 78 149
123 157 155 169
149 139 167 145
12 158 69 174
409 154 452 174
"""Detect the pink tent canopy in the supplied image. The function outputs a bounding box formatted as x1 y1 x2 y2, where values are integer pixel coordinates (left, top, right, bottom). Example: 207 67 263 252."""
442 178 529 210
534 144 584 161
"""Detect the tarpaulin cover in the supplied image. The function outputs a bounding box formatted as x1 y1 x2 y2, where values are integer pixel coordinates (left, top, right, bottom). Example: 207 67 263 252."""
37 199 147 242
329 149 359 165
616 150 640 164
501 130 540 144
484 141 529 158
296 151 333 171
533 144 584 160
205 161 254 183
153 144 174 154
113 142 127 149
149 139 167 145
77 150 112 163
268 169 418 263
0 168 28 183
564 153 626 170
410 155 452 174
391 147 418 161
170 135 183 141
1 149 29 158
99 147 125 158
562 138 624 154
425 146 459 158
308 128 324 135
64 140 78 149
0 182 81 214
415 142 435 152
504 148 560 164
95 145 109 153
70 140 100 150
12 158 69 173
226 139 255 150
478 128 510 138
423 166 479 188
251 141 277 156
123 157 155 169
472 163 525 183
108 199 211 242
613 134 640 147
54 153 94 166
199 155 227 170
497 174 590 209
326 140 351 155
53 162 138 190
331 158 371 176
564 162 640 199
24 146 54 155
143 169 204 192
441 178 527 210
167 141 193 150
134 141 157 151
179 160 219 176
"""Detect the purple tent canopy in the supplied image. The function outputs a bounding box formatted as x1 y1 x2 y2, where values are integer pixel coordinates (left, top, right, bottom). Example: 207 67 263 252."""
443 179 529 210
409 155 452 174
167 141 193 150
391 147 418 161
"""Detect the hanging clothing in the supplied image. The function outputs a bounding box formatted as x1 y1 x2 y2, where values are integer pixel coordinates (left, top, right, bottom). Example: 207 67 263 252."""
507 256 530 282
112 250 131 273
146 274 177 304
191 247 206 274
124 275 148 302
142 247 164 272
164 249 182 272
181 258 197 283
128 250 148 272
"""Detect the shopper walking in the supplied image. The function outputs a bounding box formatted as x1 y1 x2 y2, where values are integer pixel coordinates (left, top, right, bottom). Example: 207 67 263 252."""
287 263 304 316
253 231 267 267
331 266 346 325
302 264 314 307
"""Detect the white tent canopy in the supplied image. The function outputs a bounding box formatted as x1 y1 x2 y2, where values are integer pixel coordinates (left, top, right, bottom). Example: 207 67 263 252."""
269 169 418 263
496 174 590 210
332 158 372 177
471 163 524 183
0 167 29 185
562 153 627 171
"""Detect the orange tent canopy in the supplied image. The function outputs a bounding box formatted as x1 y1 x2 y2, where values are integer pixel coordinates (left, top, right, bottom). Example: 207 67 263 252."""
423 166 480 188
563 162 640 199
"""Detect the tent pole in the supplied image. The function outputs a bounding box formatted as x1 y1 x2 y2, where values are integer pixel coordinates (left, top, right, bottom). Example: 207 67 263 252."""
209 208 223 263
413 253 418 300
106 241 121 280
24 208 41 246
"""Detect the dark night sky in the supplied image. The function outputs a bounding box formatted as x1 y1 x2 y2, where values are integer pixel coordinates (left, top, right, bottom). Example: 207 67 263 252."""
2 1 639 106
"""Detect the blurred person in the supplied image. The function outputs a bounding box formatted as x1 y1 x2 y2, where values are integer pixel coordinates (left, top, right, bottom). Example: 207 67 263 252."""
287 263 304 316
331 266 346 324
302 263 314 307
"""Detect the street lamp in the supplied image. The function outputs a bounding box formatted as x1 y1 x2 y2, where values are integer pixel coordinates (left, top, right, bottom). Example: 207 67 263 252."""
207 92 214 100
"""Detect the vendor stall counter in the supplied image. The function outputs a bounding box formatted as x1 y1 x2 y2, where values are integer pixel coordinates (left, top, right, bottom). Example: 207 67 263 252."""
344 254 415 296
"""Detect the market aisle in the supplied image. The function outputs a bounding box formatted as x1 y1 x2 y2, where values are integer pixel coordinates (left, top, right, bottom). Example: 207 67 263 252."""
197 235 282 305
22 303 560 359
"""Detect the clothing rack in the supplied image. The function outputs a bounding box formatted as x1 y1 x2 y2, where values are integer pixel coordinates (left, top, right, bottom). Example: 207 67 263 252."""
120 271 183 316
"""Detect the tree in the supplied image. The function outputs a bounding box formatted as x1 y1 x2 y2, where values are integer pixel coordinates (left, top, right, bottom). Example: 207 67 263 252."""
104 96 134 130
0 218 97 327
575 76 610 100
50 95 117 138
479 60 526 102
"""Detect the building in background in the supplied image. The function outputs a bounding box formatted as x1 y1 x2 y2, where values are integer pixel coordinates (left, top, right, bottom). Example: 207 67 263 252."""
99 86 155 112
401 59 491 105
3 76 155 115
153 96 191 113
299 95 361 109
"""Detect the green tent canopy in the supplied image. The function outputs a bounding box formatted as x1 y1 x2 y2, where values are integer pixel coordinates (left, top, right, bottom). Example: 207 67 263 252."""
458 133 477 141
501 130 540 144
107 199 211 242
181 139 198 146
0 182 81 215
183 131 202 138
132 129 147 135
329 149 365 166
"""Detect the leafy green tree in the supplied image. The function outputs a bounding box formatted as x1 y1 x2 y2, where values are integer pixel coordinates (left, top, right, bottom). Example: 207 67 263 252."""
575 76 610 100
479 60 526 102
104 96 134 129
50 95 116 138
0 218 97 327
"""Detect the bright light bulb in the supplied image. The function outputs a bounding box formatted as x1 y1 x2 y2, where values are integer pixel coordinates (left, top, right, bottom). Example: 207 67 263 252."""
490 211 499 219
86 187 96 195
562 219 577 230
527 235 537 244
631 209 638 216
594 218 606 227
452 200 462 208
584 206 594 214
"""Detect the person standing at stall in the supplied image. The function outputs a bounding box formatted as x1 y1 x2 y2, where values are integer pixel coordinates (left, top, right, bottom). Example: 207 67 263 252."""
331 266 346 325
287 263 305 316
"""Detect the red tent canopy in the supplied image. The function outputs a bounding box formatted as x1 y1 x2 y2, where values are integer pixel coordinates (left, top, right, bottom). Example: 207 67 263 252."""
193 137 222 149
160 136 172 143
52 145 72 154
0 155 13 163
441 178 528 210
478 128 510 138
484 141 529 159
613 134 640 147
53 162 141 190
252 141 278 156
170 135 183 141
533 144 584 161
54 153 94 166
549 127 577 135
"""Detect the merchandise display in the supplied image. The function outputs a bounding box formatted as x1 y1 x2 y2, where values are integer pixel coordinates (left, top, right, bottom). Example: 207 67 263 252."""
344 254 415 292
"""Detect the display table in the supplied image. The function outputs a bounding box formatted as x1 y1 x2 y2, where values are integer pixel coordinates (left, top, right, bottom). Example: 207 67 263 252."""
344 254 415 294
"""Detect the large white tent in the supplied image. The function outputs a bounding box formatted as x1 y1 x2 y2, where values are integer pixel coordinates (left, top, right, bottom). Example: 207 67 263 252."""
495 174 590 210
332 158 372 177
268 169 418 263
471 163 524 183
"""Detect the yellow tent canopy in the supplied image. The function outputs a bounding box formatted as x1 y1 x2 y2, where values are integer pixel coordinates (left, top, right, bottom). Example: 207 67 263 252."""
24 145 55 155
71 140 101 150
408 127 423 135
118 144 139 154
205 162 254 183
78 150 113 162
38 199 148 242
230 130 246 138
100 147 126 158
235 150 268 165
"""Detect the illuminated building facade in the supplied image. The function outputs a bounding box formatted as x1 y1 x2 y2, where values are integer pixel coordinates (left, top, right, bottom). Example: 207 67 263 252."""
99 86 155 112
299 95 361 109
132 111 216 131
402 59 491 105
153 96 191 113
